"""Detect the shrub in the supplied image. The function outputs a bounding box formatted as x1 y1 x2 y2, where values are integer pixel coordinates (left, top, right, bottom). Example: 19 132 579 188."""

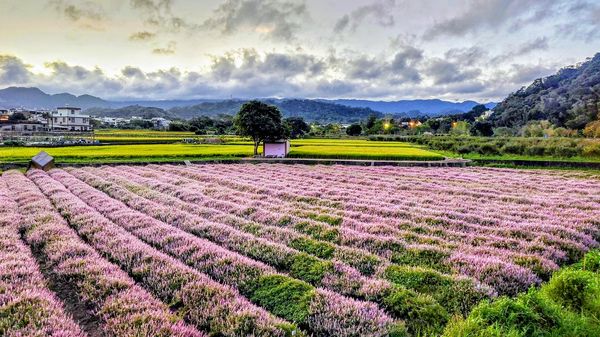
249 275 315 324
382 265 489 315
392 247 450 272
501 142 526 155
551 145 579 158
289 237 335 259
293 222 341 243
288 254 333 285
525 145 547 156
543 269 600 315
383 286 449 336
476 144 500 156
574 250 600 273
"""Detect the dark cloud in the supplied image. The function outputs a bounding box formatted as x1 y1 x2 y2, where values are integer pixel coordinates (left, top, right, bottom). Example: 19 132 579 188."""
490 37 549 64
334 0 396 33
129 31 157 41
0 50 560 102
152 41 176 55
423 0 552 40
202 0 308 42
426 58 481 85
0 55 31 85
209 49 325 81
507 63 556 84
555 1 600 41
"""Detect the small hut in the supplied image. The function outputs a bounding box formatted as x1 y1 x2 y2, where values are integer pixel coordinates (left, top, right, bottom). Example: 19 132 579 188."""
29 151 55 171
263 139 290 158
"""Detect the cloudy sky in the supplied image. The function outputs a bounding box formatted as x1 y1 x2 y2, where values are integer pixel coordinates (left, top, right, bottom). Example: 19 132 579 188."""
0 0 598 101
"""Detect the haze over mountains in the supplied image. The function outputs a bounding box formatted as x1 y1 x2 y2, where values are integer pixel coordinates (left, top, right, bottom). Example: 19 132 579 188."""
0 86 495 123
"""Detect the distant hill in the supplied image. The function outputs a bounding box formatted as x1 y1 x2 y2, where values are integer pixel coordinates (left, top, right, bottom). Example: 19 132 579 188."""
325 99 496 116
169 99 382 123
86 105 174 119
490 53 600 129
0 86 492 123
0 87 109 109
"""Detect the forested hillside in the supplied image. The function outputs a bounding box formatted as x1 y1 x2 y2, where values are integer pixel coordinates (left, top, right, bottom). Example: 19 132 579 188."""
490 53 600 131
168 99 382 123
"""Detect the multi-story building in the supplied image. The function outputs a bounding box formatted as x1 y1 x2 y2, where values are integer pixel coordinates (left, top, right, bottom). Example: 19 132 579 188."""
50 107 91 131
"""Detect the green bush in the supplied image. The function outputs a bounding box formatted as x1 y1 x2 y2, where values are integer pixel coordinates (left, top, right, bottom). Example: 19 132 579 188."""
248 275 315 324
575 250 600 273
525 145 547 156
287 254 333 285
293 222 341 243
552 145 580 158
476 144 500 155
443 291 561 337
501 142 526 155
382 265 488 315
383 286 449 336
543 269 600 315
289 237 335 259
391 247 450 272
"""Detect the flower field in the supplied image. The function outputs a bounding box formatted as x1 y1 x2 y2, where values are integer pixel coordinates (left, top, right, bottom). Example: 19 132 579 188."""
1 164 599 336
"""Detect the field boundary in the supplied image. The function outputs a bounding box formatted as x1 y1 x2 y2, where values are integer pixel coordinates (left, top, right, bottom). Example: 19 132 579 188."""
1 157 470 171
473 159 600 169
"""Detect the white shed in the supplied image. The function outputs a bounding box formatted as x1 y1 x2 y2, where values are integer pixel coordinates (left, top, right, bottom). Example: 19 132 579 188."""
263 139 290 158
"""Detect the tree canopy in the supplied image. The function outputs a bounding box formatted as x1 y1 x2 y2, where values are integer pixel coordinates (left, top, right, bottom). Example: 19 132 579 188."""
234 101 287 156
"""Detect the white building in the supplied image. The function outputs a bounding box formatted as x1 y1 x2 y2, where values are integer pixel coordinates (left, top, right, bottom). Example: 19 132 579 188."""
151 117 171 129
263 139 290 158
50 107 91 131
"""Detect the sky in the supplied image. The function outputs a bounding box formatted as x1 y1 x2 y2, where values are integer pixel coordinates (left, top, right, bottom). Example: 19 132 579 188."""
0 0 598 101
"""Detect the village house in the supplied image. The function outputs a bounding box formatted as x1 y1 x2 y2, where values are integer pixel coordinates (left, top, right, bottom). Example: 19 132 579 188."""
50 107 91 131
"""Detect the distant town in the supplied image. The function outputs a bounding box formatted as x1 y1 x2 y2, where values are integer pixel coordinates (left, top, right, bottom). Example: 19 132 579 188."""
0 107 171 145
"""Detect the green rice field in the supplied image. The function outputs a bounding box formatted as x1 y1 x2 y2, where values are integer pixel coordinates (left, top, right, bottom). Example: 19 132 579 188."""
0 138 444 164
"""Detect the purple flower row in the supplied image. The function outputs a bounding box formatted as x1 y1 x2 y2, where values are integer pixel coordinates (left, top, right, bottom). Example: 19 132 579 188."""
43 169 398 336
3 170 204 337
150 164 599 294
0 179 86 337
26 169 295 337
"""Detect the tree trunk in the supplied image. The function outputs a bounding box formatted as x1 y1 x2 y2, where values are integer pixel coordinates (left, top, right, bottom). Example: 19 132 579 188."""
254 141 259 156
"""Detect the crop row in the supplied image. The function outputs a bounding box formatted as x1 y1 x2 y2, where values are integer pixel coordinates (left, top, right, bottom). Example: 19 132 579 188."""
0 179 85 337
151 164 541 293
76 164 492 318
149 164 600 294
43 169 404 336
3 170 205 337
136 164 545 293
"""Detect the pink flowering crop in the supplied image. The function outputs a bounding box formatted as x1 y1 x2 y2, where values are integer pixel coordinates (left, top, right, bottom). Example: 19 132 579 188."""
1 163 598 336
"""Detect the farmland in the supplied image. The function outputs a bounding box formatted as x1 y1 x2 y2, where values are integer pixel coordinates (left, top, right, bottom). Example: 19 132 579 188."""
0 139 442 164
2 164 599 336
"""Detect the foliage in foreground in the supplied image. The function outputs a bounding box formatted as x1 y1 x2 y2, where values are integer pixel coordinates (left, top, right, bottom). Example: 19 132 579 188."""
443 250 600 337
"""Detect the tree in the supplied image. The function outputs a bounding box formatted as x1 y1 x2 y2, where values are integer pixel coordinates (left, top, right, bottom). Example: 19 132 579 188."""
8 112 27 121
470 121 494 137
284 117 310 139
346 124 362 136
234 101 287 156
365 114 378 129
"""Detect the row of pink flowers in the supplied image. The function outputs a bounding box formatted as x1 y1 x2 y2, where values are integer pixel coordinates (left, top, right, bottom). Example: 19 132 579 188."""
0 179 85 337
4 170 205 337
146 164 599 294
26 169 296 337
44 169 398 336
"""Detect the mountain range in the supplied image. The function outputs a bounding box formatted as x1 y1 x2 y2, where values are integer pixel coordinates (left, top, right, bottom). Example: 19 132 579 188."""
0 86 494 122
